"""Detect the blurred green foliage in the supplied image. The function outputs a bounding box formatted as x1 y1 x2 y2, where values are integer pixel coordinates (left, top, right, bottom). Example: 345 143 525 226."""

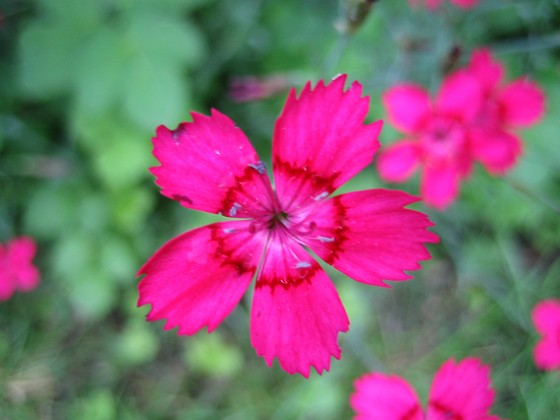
1 0 559 418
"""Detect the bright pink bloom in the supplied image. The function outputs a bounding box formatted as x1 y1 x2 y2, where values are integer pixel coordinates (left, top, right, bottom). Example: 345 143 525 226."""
377 72 483 209
532 299 560 371
351 358 500 419
0 237 40 301
138 75 438 377
409 0 478 10
464 49 545 175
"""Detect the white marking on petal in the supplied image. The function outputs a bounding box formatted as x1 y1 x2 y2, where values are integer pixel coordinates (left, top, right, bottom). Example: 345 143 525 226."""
314 191 329 201
317 236 334 243
223 228 236 234
249 161 267 174
295 261 312 269
229 202 241 217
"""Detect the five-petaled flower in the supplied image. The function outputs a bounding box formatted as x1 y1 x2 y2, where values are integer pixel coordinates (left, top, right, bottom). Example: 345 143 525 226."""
532 299 560 371
351 357 501 419
377 49 544 210
137 75 438 377
0 236 40 301
462 48 545 176
377 72 483 209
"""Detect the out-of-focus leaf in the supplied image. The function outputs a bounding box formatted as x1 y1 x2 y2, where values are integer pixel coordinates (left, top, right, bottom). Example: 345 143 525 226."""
127 13 206 68
123 60 189 130
24 182 79 240
112 320 158 366
111 189 154 235
74 27 130 114
70 389 117 420
68 270 117 321
18 23 82 97
184 333 243 377
100 235 137 283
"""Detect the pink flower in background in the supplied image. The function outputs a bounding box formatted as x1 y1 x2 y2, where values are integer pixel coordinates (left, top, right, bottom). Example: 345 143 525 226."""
229 74 290 103
377 72 483 209
138 75 438 377
351 358 500 419
532 299 560 371
409 0 479 10
0 237 40 301
463 49 545 175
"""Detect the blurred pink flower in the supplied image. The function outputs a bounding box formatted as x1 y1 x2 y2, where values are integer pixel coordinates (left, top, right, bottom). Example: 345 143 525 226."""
532 299 560 371
351 358 500 419
409 0 479 10
229 75 290 103
377 72 483 209
462 49 545 175
138 75 438 377
0 237 40 301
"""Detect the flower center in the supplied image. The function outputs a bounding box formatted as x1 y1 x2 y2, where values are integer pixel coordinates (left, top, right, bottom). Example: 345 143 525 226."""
421 117 466 164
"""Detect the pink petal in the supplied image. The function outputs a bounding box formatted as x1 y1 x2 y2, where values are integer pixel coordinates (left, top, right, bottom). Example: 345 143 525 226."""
350 372 423 420
534 336 560 371
383 84 431 134
272 75 382 213
138 221 264 334
467 49 503 93
532 299 560 370
377 140 422 182
421 163 462 209
250 231 349 377
151 110 276 218
0 245 16 301
302 190 438 287
8 237 40 292
470 128 522 175
532 299 560 335
427 358 496 420
436 72 482 123
497 78 545 127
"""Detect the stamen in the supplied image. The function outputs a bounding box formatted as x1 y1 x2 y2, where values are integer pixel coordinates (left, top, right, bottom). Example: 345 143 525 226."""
249 161 267 175
314 191 329 201
223 228 236 234
295 261 312 269
317 236 334 243
229 202 242 217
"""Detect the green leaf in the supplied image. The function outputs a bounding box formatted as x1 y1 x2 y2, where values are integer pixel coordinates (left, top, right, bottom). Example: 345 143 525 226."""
123 60 190 130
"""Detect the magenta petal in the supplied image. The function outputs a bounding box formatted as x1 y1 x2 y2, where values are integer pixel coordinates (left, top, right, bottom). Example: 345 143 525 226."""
383 84 431 134
377 140 422 182
272 75 382 212
497 78 545 127
437 72 482 123
138 221 263 334
421 163 461 209
351 373 423 420
427 358 496 420
250 233 349 377
151 110 275 218
303 190 438 287
467 49 503 93
8 237 40 292
532 299 560 371
0 245 16 301
470 128 522 175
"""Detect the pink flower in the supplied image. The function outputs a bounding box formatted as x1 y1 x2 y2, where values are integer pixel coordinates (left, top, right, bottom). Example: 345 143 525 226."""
138 75 439 377
463 49 545 175
377 72 483 209
351 358 500 419
409 0 479 10
0 237 40 301
532 299 560 371
229 74 290 103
